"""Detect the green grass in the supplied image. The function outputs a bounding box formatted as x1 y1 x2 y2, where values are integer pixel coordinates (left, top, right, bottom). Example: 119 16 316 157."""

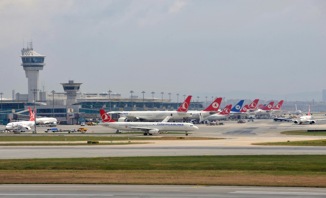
0 155 325 173
254 139 326 146
281 130 326 136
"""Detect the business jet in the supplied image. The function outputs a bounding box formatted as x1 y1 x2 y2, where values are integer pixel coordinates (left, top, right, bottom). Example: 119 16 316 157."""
187 97 223 123
203 104 232 121
5 108 35 132
99 109 199 135
108 95 193 122
28 107 58 126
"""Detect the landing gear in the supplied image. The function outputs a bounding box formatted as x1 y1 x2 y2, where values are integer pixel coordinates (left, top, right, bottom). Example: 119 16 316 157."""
185 131 188 136
116 130 121 134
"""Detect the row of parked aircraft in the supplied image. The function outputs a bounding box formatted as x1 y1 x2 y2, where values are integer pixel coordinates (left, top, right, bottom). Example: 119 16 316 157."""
97 96 289 135
6 95 318 134
107 96 285 123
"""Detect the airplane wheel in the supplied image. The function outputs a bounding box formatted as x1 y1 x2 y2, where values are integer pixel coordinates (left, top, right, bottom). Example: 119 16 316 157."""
144 133 148 136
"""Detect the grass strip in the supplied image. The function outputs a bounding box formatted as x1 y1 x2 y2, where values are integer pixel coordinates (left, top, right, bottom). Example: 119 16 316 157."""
253 139 326 146
0 155 325 186
0 155 325 172
281 130 326 136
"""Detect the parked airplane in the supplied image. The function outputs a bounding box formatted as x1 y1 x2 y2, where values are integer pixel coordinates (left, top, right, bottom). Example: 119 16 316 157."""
108 95 193 122
99 109 198 135
293 106 315 124
28 107 58 126
254 101 275 114
188 97 223 123
288 104 302 115
204 104 232 121
5 108 35 132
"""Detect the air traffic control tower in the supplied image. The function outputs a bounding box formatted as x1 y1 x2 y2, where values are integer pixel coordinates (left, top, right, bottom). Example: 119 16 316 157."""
61 80 82 111
21 43 45 102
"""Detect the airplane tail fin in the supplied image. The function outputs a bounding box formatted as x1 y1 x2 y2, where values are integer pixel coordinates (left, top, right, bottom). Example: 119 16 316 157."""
261 101 274 111
307 105 311 116
231 100 244 112
203 97 222 112
273 100 284 110
177 95 192 112
248 99 259 110
240 104 249 113
100 109 115 123
219 104 232 115
28 107 35 121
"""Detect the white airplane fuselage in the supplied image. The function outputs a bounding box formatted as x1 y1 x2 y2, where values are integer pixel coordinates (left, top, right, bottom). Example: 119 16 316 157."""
100 121 198 133
36 117 58 125
5 120 35 131
109 111 192 121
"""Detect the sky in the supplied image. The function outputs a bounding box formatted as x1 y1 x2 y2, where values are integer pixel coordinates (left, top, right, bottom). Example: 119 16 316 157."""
0 0 325 102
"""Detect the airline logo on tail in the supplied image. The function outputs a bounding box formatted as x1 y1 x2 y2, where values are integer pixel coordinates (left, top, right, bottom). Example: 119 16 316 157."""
261 101 275 111
248 99 259 110
220 104 232 115
273 100 284 110
241 105 249 113
204 97 222 112
28 107 35 121
231 100 244 113
100 109 115 123
177 95 192 112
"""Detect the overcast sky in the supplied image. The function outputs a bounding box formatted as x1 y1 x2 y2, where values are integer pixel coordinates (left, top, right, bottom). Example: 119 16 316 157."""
0 0 325 101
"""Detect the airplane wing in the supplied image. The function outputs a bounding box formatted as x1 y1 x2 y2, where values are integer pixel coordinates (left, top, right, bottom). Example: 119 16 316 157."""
162 116 171 122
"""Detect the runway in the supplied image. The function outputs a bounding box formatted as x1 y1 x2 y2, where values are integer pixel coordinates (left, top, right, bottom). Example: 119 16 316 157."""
0 145 325 159
0 185 325 198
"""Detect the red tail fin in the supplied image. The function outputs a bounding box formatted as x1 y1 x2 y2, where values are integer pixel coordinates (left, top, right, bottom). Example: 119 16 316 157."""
248 99 259 110
240 104 249 113
219 104 232 115
177 95 192 112
273 100 284 110
100 109 115 123
203 97 222 112
261 101 274 110
307 105 311 116
28 107 35 121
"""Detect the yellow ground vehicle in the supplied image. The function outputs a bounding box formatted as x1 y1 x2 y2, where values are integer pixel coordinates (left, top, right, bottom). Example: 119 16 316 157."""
77 127 88 133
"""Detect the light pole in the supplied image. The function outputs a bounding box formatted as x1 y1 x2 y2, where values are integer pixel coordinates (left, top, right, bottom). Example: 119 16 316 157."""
51 90 55 118
161 92 164 108
31 89 38 134
108 90 112 111
130 90 134 109
176 93 179 104
197 96 200 110
141 91 145 109
151 91 155 108
205 96 208 107
0 92 3 111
